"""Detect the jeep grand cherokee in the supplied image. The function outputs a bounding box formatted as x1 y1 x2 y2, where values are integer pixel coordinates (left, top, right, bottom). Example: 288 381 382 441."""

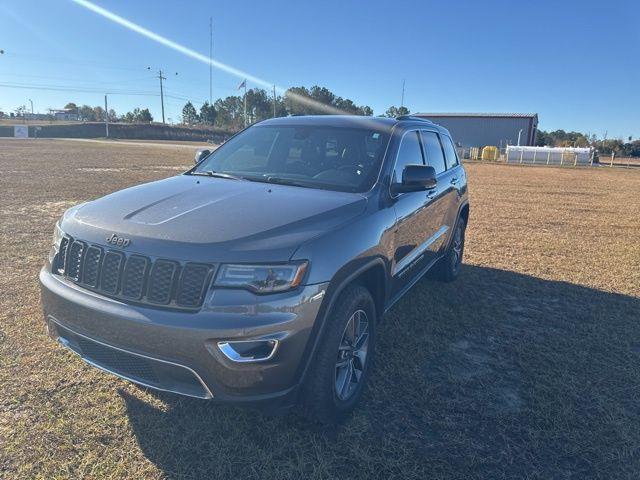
40 115 469 423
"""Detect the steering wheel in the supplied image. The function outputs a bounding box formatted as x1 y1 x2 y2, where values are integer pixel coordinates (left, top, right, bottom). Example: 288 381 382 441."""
337 164 363 175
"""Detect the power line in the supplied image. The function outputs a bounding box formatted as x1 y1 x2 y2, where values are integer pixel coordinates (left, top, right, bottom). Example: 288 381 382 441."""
0 79 209 108
0 81 157 96
1 72 156 86
164 92 207 104
2 50 147 72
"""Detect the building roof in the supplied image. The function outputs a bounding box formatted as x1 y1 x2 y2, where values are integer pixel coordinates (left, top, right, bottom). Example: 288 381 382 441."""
414 112 538 119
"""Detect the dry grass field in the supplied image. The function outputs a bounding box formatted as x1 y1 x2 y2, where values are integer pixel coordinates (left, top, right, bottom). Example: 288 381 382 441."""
1 138 639 479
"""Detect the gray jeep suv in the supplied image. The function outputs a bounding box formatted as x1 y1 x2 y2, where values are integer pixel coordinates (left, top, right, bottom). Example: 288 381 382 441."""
40 115 469 423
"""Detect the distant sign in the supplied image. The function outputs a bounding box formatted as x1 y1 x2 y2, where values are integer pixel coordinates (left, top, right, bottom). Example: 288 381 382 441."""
14 125 29 138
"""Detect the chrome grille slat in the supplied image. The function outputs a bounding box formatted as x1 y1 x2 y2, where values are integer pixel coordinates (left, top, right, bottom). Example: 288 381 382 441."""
55 236 213 309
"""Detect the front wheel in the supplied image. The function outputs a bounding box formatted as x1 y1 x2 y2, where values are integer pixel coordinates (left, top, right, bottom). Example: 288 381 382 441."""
435 217 466 282
303 285 376 424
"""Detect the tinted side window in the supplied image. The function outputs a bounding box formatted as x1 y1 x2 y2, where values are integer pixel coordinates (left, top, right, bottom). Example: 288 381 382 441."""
442 134 459 169
393 131 424 183
420 130 446 174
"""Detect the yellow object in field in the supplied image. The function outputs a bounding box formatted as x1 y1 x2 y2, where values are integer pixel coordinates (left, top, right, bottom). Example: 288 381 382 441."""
481 146 499 161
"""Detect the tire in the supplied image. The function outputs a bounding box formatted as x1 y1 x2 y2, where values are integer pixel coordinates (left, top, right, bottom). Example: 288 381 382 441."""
303 284 376 424
435 216 466 282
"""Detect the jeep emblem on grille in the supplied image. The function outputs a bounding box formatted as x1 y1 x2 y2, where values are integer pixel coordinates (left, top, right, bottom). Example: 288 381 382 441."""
106 233 131 247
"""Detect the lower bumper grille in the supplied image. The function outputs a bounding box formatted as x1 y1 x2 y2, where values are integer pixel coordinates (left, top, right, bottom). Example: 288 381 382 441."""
75 336 160 384
49 318 212 399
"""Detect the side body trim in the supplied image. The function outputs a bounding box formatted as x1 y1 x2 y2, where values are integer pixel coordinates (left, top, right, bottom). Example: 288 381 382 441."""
392 225 449 277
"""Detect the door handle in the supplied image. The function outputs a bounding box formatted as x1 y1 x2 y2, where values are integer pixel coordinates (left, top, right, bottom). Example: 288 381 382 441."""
450 177 459 185
426 190 436 200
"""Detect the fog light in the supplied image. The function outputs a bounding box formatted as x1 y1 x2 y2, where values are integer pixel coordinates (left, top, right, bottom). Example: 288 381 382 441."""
217 339 279 363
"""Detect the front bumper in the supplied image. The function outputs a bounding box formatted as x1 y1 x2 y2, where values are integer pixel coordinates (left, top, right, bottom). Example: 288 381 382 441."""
40 267 328 405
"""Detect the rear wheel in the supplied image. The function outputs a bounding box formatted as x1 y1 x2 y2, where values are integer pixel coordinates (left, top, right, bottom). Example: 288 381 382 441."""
303 285 376 424
435 217 466 282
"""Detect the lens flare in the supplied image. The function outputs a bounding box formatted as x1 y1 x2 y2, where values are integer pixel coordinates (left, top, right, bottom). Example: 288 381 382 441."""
71 0 346 115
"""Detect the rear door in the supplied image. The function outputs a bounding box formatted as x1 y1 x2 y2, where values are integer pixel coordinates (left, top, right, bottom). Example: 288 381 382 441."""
417 129 452 257
439 133 465 228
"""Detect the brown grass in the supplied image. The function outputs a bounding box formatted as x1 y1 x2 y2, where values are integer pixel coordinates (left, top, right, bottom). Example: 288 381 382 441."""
0 139 639 479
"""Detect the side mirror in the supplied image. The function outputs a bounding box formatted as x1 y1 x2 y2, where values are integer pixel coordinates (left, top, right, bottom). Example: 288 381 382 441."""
392 164 437 194
194 148 211 164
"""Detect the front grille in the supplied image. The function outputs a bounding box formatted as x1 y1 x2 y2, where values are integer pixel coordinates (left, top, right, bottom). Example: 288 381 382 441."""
54 237 215 310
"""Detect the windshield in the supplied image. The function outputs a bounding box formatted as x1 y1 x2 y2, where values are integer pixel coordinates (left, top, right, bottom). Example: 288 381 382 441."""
191 125 390 192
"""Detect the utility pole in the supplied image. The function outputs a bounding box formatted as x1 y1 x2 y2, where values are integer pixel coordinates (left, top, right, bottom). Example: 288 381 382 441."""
104 94 109 138
209 17 213 105
157 69 166 124
273 85 276 118
243 81 248 127
28 99 34 114
148 67 177 124
400 79 405 108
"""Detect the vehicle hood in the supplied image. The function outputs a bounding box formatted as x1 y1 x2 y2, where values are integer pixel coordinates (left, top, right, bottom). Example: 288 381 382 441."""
62 175 367 262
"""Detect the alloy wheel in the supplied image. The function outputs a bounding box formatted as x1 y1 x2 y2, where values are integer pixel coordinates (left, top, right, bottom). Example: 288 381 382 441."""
335 309 369 401
451 223 464 273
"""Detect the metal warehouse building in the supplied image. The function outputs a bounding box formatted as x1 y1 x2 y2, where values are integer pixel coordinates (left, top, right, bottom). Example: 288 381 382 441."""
414 113 538 148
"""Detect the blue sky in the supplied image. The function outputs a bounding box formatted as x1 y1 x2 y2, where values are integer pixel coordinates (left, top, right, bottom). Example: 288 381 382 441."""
1 0 638 138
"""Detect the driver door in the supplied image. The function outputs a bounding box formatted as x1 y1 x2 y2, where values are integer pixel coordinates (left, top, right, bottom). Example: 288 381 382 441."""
390 130 443 298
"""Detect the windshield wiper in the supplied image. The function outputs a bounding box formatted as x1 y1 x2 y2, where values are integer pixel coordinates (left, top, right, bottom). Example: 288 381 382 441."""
189 170 243 181
262 176 317 189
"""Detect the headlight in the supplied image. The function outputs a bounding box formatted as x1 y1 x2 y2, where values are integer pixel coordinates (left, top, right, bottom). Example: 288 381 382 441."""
214 262 308 294
48 220 65 264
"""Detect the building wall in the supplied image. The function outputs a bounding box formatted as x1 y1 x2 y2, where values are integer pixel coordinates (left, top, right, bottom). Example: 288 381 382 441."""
416 115 537 148
0 122 233 142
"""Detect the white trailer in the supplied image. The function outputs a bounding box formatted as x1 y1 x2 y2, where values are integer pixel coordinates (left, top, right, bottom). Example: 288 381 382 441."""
506 146 594 166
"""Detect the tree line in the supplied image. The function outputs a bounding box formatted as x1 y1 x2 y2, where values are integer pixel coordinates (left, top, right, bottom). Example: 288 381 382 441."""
62 102 153 123
536 129 639 156
181 85 408 130
53 84 409 131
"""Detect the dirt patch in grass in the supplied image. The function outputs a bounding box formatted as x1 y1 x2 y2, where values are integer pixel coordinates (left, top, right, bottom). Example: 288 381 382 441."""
0 140 639 479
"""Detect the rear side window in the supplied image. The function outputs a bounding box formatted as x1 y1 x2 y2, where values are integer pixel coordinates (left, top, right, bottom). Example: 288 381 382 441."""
442 135 459 169
420 130 446 174
393 131 424 183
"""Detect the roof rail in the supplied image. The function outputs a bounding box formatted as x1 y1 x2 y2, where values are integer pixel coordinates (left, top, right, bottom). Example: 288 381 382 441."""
395 115 434 124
